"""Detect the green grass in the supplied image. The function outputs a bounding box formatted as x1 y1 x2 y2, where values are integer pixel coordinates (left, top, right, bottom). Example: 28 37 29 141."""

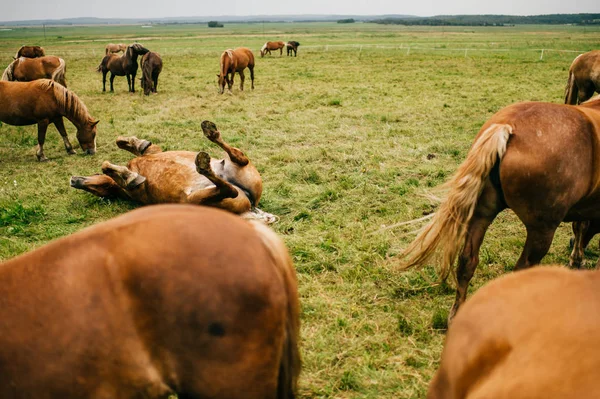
1 22 599 397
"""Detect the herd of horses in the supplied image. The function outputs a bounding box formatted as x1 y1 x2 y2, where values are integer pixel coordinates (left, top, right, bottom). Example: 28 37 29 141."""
1 36 600 397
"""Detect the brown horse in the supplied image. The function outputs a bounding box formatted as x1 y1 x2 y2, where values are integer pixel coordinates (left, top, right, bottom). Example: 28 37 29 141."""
565 50 600 105
217 48 255 94
428 266 600 399
0 204 301 399
70 121 275 222
96 43 149 93
2 56 66 87
140 51 163 95
0 79 99 161
286 41 300 57
105 43 127 55
14 45 45 58
401 96 600 322
260 41 286 57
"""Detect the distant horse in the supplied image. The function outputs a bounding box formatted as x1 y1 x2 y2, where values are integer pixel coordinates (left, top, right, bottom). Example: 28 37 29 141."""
401 97 600 322
217 48 255 94
0 204 301 399
0 79 99 161
140 51 163 95
260 41 286 57
105 43 127 55
2 56 67 87
429 266 600 398
14 45 45 58
71 120 276 223
96 43 149 93
565 50 600 104
286 41 300 57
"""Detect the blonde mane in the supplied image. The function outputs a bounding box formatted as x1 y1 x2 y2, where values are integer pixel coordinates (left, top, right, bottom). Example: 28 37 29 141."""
37 80 91 124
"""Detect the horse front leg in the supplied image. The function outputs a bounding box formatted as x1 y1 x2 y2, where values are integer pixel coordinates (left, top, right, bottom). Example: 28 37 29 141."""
201 120 249 166
131 71 136 92
191 152 239 202
102 71 108 92
116 136 161 156
228 72 235 93
109 73 115 92
53 117 76 155
36 120 50 161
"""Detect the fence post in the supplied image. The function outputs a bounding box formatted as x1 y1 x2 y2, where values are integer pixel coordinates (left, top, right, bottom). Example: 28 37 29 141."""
407 47 410 55
464 49 468 58
326 45 329 51
540 49 544 60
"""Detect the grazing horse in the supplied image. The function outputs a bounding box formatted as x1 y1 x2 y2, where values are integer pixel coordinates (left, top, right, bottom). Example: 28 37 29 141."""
96 43 149 93
565 50 600 105
14 45 45 58
0 204 301 399
71 121 275 223
217 48 255 94
286 41 300 57
260 41 286 57
105 43 127 55
0 79 99 161
428 266 600 399
400 96 600 322
2 56 67 87
140 51 163 95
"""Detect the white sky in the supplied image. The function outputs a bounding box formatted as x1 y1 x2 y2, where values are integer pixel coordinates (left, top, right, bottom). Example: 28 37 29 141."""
3 0 600 22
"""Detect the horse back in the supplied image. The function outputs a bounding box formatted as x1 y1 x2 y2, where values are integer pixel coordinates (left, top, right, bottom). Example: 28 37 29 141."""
0 80 59 125
233 47 254 69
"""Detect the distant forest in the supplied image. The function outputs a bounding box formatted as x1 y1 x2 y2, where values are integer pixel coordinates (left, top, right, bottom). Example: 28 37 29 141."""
372 14 600 26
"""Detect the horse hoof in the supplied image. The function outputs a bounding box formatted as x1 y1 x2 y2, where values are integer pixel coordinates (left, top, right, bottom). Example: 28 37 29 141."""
126 174 146 190
201 121 220 141
67 149 76 155
195 152 212 175
36 155 48 162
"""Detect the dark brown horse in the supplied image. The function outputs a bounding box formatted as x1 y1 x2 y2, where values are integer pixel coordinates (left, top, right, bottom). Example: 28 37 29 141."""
286 41 300 57
565 50 600 105
0 79 99 161
96 43 149 93
140 51 163 95
428 266 600 398
71 121 275 223
14 45 45 58
401 97 600 322
2 56 66 87
217 48 255 94
0 204 301 399
260 41 286 57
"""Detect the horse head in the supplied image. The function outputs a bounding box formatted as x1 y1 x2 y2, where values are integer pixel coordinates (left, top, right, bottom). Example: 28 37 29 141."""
217 73 231 94
76 119 100 155
130 43 150 55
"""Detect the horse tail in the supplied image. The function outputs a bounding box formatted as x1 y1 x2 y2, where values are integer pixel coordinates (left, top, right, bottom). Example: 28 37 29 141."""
52 57 67 87
1 59 17 81
249 221 301 399
96 55 108 73
564 69 578 105
400 123 513 281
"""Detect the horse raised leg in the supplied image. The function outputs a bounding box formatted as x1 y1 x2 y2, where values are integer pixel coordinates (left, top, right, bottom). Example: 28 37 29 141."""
101 161 146 190
201 121 249 166
70 174 125 198
188 152 239 204
53 117 76 155
36 121 49 161
116 136 158 156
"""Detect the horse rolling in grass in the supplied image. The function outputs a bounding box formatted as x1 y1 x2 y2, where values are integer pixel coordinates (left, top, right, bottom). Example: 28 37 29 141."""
2 56 67 87
217 48 254 94
96 43 149 93
14 45 45 58
140 51 163 95
0 205 301 399
286 41 300 57
401 96 600 323
260 41 286 57
565 50 600 105
0 79 99 161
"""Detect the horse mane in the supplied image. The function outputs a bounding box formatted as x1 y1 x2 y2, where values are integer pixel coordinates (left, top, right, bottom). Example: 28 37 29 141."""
225 49 234 61
1 58 19 81
260 43 267 52
37 80 91 124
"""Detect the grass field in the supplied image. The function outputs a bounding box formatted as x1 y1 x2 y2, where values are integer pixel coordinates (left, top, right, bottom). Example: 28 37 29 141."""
1 22 599 398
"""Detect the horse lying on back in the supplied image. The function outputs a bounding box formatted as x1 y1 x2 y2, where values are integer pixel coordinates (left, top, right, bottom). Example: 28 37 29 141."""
2 56 67 87
71 121 275 223
0 204 301 399
429 266 600 398
14 45 45 59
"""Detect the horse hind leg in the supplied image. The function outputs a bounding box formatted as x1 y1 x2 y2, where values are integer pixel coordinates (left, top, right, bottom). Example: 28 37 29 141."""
101 161 146 190
36 121 50 161
116 136 160 156
569 221 590 268
239 70 245 91
513 222 560 271
200 121 249 166
249 65 254 90
190 152 239 203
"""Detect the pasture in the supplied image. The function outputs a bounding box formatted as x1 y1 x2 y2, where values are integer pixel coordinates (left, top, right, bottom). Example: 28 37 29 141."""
1 22 599 397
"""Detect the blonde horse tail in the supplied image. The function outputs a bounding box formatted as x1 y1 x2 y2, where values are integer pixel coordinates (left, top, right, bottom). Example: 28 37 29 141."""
564 70 578 105
249 221 301 399
1 59 17 81
51 57 67 87
400 123 513 281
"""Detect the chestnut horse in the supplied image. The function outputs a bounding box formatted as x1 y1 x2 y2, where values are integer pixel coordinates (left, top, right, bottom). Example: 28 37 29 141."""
140 51 163 95
0 204 301 399
286 41 300 57
401 96 600 322
96 43 149 92
14 45 45 58
217 48 255 94
105 43 127 55
260 41 286 57
428 266 600 398
565 50 600 105
2 56 66 87
0 79 99 161
71 121 275 223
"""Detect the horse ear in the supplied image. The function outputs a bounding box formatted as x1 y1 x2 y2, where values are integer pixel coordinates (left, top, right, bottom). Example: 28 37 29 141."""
91 120 100 127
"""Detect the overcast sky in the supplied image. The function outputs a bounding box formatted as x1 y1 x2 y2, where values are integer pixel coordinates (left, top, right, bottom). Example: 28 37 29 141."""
3 0 600 22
